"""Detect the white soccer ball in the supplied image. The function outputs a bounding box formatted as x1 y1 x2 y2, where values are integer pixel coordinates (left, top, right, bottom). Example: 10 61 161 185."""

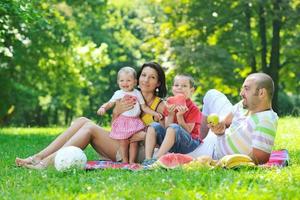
54 146 87 171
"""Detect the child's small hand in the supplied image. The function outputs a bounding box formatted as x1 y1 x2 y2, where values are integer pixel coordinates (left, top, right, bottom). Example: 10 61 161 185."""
154 112 163 120
97 107 106 116
176 105 188 116
166 103 177 114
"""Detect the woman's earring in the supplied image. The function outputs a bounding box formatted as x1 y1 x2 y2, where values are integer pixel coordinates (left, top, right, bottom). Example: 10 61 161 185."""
156 88 159 92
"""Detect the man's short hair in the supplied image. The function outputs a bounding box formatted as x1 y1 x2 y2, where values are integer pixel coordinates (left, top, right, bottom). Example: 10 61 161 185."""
248 72 274 99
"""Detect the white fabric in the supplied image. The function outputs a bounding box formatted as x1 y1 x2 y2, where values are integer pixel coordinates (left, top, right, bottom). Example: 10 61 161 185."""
187 132 218 159
109 89 145 117
202 89 233 120
188 89 233 159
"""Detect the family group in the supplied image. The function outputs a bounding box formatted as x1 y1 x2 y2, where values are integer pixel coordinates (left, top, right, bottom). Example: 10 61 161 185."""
16 62 278 169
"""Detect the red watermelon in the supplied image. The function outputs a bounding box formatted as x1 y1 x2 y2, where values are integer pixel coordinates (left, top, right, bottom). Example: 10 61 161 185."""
157 153 194 169
167 94 186 106
124 94 137 101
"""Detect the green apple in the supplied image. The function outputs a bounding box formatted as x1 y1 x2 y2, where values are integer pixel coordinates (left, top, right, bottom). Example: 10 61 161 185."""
207 113 219 126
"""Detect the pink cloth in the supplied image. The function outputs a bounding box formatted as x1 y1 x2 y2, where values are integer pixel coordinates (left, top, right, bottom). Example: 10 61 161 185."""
86 160 143 171
261 149 289 168
110 115 145 140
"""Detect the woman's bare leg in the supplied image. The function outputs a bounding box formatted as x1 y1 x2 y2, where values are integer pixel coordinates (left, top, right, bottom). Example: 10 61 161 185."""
17 117 91 166
129 131 146 142
129 141 138 163
62 122 119 160
23 122 120 170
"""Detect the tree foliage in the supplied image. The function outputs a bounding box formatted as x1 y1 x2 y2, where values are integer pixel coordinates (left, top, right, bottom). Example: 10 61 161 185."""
1 0 299 126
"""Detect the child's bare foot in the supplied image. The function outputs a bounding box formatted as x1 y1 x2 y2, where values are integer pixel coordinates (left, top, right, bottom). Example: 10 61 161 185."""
15 156 41 167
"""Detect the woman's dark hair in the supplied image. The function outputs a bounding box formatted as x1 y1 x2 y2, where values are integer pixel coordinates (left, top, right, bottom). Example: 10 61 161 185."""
137 61 167 98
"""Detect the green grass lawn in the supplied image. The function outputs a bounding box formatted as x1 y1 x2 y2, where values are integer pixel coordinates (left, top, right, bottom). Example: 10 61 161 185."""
1 117 300 200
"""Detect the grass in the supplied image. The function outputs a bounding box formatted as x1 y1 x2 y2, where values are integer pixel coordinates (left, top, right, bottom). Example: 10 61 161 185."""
0 117 300 199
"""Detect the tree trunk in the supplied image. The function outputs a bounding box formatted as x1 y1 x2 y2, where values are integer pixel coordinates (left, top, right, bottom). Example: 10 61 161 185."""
64 107 73 125
52 107 58 124
258 2 268 72
269 0 281 112
35 105 42 126
245 3 257 73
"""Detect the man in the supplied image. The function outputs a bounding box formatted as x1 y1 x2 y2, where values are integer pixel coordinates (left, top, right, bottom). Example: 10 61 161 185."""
188 72 278 164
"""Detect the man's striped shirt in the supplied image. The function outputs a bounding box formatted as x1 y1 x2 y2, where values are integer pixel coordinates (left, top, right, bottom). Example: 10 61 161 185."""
215 102 278 159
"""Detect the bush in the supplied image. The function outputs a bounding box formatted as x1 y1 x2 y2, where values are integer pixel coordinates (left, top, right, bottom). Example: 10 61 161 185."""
277 91 299 116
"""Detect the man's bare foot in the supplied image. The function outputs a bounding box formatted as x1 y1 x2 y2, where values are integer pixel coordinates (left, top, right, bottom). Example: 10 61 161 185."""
24 161 47 170
15 156 41 166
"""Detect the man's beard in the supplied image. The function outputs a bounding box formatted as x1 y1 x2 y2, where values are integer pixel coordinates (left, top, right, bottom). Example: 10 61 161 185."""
242 99 248 109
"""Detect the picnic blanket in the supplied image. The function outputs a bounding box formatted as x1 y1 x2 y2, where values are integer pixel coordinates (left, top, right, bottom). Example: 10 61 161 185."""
260 149 289 168
85 149 289 171
85 160 144 171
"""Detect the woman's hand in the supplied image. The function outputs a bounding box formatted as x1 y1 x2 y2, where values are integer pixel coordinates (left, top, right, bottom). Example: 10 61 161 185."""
207 121 226 136
113 95 136 117
153 112 163 120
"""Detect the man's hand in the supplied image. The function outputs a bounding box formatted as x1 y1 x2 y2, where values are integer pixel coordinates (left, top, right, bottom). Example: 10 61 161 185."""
208 121 226 136
252 148 271 164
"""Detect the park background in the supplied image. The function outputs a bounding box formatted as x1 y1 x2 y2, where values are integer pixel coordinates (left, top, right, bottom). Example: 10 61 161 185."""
1 1 300 199
1 0 299 126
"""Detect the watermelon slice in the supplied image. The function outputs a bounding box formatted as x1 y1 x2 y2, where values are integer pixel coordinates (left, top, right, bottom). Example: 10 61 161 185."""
167 94 186 106
123 94 137 105
157 153 194 169
124 94 137 101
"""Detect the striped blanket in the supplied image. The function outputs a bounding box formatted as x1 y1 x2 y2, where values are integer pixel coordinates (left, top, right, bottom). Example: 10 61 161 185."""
260 149 289 168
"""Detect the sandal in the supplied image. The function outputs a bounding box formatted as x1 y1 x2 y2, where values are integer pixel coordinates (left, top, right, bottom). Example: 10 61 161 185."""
142 158 157 166
15 156 40 166
24 160 47 170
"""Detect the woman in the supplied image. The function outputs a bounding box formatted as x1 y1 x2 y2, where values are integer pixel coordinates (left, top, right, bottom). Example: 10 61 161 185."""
15 62 167 169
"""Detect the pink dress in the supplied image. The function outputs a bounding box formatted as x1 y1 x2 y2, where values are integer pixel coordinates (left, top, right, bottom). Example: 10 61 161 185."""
108 89 146 140
110 115 145 139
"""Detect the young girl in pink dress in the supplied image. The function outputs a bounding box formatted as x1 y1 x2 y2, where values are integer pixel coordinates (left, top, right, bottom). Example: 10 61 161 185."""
97 66 162 163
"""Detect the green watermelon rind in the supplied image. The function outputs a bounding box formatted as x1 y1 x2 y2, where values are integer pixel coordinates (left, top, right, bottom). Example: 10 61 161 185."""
157 153 194 169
